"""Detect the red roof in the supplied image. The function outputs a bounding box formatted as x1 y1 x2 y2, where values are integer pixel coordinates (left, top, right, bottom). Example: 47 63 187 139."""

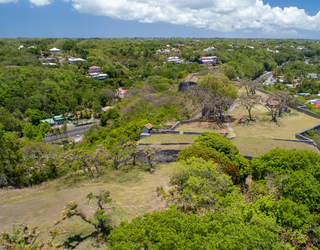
290 86 296 88
218 129 229 134
314 104 320 108
144 123 153 130
89 66 101 69
120 90 127 94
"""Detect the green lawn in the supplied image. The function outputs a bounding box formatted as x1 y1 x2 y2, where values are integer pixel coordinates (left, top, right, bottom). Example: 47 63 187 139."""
231 137 318 157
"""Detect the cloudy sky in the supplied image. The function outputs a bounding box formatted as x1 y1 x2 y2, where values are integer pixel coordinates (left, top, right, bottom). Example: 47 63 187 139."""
1 0 320 38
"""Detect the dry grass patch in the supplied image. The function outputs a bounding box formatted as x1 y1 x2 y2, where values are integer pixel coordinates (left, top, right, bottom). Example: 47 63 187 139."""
231 137 318 157
177 122 226 133
231 111 320 139
139 134 199 144
0 163 171 249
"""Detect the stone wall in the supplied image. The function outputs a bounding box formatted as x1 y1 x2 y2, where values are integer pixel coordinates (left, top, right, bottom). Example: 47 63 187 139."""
182 131 202 135
150 130 180 134
136 149 182 163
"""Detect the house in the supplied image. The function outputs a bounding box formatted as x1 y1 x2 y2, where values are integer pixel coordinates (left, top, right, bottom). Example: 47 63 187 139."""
248 46 255 49
42 63 57 67
40 118 55 125
296 46 304 51
167 56 181 64
171 48 180 52
101 106 113 112
307 73 318 79
69 57 87 65
198 56 218 65
92 74 108 80
156 49 162 53
18 45 24 49
297 93 310 96
50 47 61 53
119 89 127 98
39 58 54 63
40 115 67 125
53 115 68 125
142 123 153 134
228 49 234 52
89 66 101 72
162 49 171 55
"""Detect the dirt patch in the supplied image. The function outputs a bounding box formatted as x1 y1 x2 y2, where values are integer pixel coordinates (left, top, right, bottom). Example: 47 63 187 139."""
178 121 226 133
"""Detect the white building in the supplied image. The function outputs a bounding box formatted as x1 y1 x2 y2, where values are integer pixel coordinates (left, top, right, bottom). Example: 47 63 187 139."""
50 47 61 53
68 57 87 65
167 56 181 64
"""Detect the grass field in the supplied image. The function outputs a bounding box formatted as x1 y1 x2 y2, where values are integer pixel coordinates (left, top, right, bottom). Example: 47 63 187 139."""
231 137 318 157
177 122 227 133
138 134 199 144
0 163 171 249
229 107 320 139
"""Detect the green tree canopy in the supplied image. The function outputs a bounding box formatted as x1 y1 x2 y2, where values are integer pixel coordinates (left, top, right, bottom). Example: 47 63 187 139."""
198 73 238 99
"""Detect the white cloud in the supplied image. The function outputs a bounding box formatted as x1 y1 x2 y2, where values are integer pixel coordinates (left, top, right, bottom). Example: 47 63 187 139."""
69 0 320 34
29 0 52 6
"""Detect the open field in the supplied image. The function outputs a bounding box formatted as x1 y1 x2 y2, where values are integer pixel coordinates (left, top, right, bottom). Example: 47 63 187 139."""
138 134 199 144
177 121 226 133
0 164 171 249
231 137 318 157
229 108 320 139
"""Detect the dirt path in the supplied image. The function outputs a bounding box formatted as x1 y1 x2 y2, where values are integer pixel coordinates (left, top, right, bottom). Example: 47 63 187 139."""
225 122 236 137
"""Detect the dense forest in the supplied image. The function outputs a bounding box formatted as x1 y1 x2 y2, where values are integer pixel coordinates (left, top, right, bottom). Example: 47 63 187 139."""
2 38 320 249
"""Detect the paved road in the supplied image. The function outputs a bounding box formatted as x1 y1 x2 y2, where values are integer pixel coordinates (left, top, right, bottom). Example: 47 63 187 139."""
43 124 97 142
44 123 97 137
255 71 272 81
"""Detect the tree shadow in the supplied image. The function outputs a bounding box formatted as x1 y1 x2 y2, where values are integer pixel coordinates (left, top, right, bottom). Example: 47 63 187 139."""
63 228 111 249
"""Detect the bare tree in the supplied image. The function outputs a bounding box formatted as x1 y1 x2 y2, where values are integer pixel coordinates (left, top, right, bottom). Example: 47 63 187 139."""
264 92 291 122
186 87 234 123
239 79 259 96
61 145 106 178
239 94 262 121
124 141 142 167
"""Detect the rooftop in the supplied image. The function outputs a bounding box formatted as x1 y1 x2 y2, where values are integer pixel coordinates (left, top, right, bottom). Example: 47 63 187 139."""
144 123 153 130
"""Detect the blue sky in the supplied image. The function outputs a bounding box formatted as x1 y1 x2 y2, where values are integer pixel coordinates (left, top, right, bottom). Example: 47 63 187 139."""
0 0 320 38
